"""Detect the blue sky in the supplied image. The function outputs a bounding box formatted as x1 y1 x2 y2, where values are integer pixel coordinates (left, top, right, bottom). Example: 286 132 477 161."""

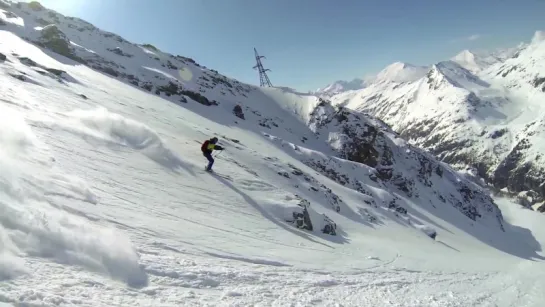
35 0 545 91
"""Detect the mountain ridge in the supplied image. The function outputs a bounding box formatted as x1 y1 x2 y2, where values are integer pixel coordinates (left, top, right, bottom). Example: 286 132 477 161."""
326 31 545 210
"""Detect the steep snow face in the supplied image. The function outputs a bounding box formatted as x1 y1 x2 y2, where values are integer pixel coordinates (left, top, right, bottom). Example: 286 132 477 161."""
1 2 545 306
305 101 505 231
484 31 545 94
478 31 545 198
329 31 545 208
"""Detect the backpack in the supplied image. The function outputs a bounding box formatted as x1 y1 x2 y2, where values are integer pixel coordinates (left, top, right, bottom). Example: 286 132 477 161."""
201 140 209 152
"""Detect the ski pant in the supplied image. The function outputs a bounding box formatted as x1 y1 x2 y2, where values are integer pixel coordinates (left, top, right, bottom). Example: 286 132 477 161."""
203 152 214 170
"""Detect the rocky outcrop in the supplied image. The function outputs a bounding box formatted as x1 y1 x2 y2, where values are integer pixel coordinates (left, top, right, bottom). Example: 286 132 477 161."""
155 81 183 97
142 44 158 52
14 56 73 83
35 25 84 63
286 198 337 235
532 77 545 92
107 47 133 58
305 99 505 230
38 24 70 54
233 104 245 120
181 89 218 106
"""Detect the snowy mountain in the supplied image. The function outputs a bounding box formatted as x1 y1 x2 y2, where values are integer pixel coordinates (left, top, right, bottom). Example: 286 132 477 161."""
328 31 545 211
1 1 545 306
451 46 524 74
315 62 428 97
314 78 368 97
319 47 524 97
372 62 429 84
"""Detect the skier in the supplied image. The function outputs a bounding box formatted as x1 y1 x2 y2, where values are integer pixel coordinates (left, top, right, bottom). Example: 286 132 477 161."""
201 137 224 172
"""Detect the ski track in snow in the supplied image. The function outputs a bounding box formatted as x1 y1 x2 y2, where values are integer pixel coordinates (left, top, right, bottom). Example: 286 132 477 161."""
1 4 545 306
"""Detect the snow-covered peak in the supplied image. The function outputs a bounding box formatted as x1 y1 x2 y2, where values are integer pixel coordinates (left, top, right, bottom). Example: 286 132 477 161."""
329 30 545 213
373 61 428 84
316 62 428 97
484 30 545 92
315 78 368 97
451 49 507 74
451 50 484 73
453 49 475 61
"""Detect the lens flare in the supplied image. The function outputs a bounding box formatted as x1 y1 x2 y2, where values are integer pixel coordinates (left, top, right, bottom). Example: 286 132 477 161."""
178 67 193 82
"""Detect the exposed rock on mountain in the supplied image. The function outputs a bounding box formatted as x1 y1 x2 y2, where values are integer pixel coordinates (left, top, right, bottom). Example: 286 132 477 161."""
326 31 545 209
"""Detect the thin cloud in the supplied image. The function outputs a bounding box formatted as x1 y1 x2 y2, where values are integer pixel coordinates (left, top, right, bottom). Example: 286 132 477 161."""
467 34 481 41
449 34 482 44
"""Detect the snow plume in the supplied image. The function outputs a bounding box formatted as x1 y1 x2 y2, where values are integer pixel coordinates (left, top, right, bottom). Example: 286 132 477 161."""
53 107 184 170
65 107 164 149
532 30 545 44
0 106 147 287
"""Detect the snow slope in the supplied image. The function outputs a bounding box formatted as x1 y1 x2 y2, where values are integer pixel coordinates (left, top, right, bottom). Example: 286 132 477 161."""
328 31 545 209
1 1 545 306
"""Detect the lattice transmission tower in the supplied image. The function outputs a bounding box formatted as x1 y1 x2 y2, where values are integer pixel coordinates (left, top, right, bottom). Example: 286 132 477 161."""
253 48 273 87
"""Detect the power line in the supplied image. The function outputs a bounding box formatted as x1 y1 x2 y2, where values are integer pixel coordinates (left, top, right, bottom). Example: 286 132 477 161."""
253 48 273 87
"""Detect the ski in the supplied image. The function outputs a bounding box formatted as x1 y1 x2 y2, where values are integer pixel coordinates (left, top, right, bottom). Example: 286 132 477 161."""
202 166 232 180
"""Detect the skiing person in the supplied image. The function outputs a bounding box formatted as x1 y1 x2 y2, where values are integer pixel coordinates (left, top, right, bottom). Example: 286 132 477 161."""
201 137 224 171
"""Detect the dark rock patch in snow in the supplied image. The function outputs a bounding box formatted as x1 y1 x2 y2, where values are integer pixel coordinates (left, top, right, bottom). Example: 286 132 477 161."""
233 104 245 120
33 25 86 64
181 89 218 106
3 11 18 19
107 47 133 58
90 63 119 77
533 77 545 92
9 72 26 81
17 56 76 83
142 43 158 52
